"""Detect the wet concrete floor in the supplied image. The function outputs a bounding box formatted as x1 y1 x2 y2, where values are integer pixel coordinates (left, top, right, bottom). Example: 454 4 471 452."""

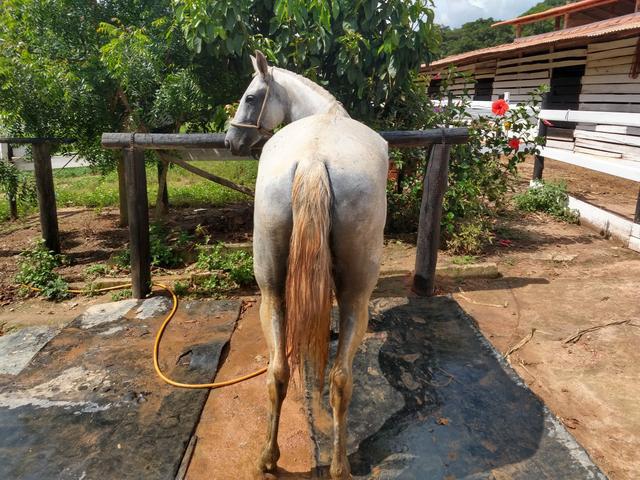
0 297 240 480
307 297 606 479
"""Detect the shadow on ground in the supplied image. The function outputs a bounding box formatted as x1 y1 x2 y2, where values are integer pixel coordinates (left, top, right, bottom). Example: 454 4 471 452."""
290 296 604 480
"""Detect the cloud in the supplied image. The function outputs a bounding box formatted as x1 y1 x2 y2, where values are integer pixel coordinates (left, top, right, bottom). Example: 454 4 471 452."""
433 0 541 28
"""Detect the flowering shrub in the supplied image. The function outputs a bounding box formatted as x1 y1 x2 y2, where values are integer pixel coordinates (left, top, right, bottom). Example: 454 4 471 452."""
385 68 548 253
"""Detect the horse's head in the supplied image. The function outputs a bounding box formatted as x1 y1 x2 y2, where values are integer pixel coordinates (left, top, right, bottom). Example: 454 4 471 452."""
225 51 286 156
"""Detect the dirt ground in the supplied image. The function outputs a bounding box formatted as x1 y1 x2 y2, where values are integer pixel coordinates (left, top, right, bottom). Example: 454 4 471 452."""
1 188 639 478
519 156 639 221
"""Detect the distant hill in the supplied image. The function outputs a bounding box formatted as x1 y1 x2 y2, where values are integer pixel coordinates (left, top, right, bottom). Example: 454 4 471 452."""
438 0 568 58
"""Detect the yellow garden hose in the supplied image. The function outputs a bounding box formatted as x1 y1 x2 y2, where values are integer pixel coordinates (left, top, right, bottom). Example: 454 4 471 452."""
21 282 267 389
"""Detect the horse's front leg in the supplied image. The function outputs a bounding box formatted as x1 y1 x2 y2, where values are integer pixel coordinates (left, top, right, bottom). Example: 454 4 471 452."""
329 295 369 480
257 291 289 476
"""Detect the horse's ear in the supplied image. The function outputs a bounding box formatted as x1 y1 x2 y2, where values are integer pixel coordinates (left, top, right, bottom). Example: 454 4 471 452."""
254 50 271 80
250 55 258 73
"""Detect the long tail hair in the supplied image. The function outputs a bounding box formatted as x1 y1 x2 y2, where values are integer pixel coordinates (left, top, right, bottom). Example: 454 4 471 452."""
285 158 333 386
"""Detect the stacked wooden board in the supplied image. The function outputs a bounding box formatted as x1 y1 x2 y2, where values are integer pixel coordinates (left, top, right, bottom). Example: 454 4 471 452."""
580 36 640 113
492 48 587 103
543 123 640 161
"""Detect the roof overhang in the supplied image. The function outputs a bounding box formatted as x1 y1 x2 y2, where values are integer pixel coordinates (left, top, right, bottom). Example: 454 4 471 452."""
424 12 640 71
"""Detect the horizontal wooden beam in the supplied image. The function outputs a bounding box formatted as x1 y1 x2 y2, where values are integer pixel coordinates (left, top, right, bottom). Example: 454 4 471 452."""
0 137 75 144
101 128 470 150
540 109 640 127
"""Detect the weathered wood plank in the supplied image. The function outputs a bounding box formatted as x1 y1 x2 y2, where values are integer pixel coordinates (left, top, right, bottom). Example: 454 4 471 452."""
582 73 639 84
495 70 550 81
584 64 636 75
578 124 640 136
32 143 60 254
575 138 640 157
497 59 585 75
493 78 551 89
581 83 640 94
102 129 471 150
580 93 640 103
587 46 637 61
574 129 640 147
587 36 639 53
540 109 640 126
0 137 75 145
124 147 151 299
574 146 622 158
497 48 586 68
413 145 451 296
579 103 640 113
547 127 575 140
586 55 634 69
546 139 574 150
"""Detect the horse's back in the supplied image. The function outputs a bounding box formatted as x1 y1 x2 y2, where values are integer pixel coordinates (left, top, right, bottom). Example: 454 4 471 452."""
255 114 388 291
257 114 388 212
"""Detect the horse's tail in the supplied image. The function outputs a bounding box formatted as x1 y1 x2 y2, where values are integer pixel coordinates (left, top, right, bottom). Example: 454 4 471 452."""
285 158 333 387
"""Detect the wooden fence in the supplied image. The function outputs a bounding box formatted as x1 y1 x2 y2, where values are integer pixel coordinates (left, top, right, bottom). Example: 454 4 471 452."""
101 129 469 299
0 137 75 253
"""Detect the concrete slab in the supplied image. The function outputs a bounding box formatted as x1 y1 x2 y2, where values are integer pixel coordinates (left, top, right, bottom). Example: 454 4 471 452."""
309 297 606 479
0 326 59 375
0 297 241 480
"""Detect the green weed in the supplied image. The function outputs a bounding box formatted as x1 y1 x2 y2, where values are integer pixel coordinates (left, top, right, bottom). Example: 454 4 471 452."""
196 243 254 295
15 240 69 301
514 181 579 223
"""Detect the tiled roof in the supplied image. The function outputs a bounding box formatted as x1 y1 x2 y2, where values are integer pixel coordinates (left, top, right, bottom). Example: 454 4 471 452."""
492 0 620 27
426 12 640 70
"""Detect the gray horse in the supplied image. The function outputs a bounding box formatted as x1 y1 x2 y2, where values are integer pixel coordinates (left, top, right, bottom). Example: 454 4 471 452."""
225 51 388 479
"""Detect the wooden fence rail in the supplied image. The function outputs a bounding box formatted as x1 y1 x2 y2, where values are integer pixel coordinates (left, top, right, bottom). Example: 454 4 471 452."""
101 128 469 299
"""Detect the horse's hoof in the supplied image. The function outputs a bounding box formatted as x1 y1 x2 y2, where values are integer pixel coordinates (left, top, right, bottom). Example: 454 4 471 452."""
256 445 280 476
329 462 351 480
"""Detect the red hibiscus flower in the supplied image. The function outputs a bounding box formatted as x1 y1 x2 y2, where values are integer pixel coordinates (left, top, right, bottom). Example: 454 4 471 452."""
492 99 509 116
508 137 521 150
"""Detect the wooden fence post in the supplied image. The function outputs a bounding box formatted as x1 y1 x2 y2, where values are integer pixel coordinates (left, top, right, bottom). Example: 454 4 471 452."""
533 93 550 181
124 147 151 298
32 143 60 253
413 143 451 296
117 153 128 227
5 144 18 220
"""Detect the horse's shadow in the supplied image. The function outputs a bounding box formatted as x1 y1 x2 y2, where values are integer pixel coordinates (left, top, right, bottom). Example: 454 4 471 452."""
278 295 598 480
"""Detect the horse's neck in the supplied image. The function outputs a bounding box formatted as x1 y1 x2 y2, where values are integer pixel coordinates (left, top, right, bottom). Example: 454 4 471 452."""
274 69 349 122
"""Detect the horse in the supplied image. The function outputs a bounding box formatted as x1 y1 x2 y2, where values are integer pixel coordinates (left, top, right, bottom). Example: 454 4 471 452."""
225 51 388 479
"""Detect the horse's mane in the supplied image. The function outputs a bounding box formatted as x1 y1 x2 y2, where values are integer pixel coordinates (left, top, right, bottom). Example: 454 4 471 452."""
273 67 347 114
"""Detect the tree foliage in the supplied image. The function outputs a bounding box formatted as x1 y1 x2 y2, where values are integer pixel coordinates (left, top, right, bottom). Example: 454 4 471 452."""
174 0 440 119
439 19 514 58
436 0 569 58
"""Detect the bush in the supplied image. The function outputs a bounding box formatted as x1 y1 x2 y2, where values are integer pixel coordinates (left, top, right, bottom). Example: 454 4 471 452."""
384 69 547 254
15 240 69 300
114 223 192 269
514 180 580 223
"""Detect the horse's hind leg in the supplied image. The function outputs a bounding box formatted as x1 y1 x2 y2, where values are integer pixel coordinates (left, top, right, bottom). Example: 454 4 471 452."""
329 243 382 479
257 290 289 475
329 292 369 479
253 218 291 476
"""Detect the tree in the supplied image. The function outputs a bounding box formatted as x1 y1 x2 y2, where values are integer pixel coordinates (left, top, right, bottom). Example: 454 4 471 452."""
174 0 440 121
0 0 240 218
438 19 514 58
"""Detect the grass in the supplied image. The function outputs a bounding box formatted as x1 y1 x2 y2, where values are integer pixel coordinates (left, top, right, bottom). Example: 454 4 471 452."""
514 180 580 223
0 159 258 221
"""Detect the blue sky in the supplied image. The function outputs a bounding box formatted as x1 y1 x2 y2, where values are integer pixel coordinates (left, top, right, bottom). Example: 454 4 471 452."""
433 0 542 27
